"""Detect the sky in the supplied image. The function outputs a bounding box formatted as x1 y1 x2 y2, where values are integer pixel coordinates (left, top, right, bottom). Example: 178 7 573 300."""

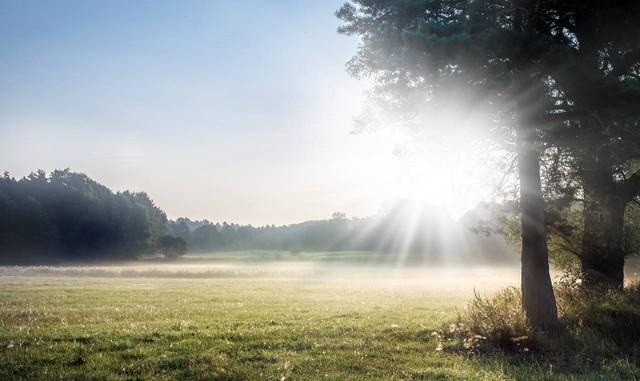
0 0 498 225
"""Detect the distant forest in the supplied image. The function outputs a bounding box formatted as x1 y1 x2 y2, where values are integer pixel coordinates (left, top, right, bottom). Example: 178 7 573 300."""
0 170 514 264
0 170 167 264
166 208 514 264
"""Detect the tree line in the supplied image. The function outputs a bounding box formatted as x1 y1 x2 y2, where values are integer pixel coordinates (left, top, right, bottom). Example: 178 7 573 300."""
0 169 169 264
167 202 514 264
0 169 514 265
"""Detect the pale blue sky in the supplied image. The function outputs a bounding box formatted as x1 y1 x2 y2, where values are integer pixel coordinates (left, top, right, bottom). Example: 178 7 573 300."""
0 1 493 225
0 0 387 225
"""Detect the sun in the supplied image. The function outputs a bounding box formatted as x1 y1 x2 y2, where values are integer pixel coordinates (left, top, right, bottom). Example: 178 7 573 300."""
351 117 500 219
392 152 489 218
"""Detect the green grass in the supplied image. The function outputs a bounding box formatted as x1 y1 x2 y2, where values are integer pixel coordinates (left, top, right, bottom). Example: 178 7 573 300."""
0 253 636 380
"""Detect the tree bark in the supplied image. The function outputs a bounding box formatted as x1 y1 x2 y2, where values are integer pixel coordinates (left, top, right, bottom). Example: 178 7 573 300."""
518 127 559 331
510 0 558 331
580 168 626 290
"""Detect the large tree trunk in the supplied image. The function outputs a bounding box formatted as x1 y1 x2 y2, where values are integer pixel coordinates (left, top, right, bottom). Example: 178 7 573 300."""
580 168 626 290
517 127 559 331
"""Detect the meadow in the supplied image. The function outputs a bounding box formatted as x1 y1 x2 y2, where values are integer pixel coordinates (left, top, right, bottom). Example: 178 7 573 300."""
0 251 636 380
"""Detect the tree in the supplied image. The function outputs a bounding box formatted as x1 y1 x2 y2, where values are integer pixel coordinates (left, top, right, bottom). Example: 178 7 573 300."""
537 1 640 290
331 212 346 220
156 235 188 259
167 218 192 242
337 0 564 330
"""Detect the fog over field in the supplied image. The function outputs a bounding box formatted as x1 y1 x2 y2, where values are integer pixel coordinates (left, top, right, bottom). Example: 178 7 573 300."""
0 252 520 290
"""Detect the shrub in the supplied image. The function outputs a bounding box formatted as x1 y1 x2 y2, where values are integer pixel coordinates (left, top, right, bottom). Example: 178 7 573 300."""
156 235 188 259
436 277 640 362
556 275 640 352
435 288 534 354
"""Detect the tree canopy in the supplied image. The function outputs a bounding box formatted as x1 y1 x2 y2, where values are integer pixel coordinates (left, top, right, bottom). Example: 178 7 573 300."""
0 169 167 264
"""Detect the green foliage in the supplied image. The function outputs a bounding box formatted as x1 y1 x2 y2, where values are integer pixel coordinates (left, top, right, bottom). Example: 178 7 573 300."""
500 198 640 273
556 274 640 353
0 169 167 263
156 235 188 259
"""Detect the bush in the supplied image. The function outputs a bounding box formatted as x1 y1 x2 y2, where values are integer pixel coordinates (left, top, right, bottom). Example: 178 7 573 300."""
435 288 534 354
435 277 640 362
556 274 640 352
156 235 188 259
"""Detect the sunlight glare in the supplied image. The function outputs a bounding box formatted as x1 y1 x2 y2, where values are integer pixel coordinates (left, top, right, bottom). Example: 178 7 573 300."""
355 109 500 220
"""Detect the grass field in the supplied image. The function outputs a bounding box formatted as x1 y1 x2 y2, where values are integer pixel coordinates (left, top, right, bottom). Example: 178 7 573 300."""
0 251 636 380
